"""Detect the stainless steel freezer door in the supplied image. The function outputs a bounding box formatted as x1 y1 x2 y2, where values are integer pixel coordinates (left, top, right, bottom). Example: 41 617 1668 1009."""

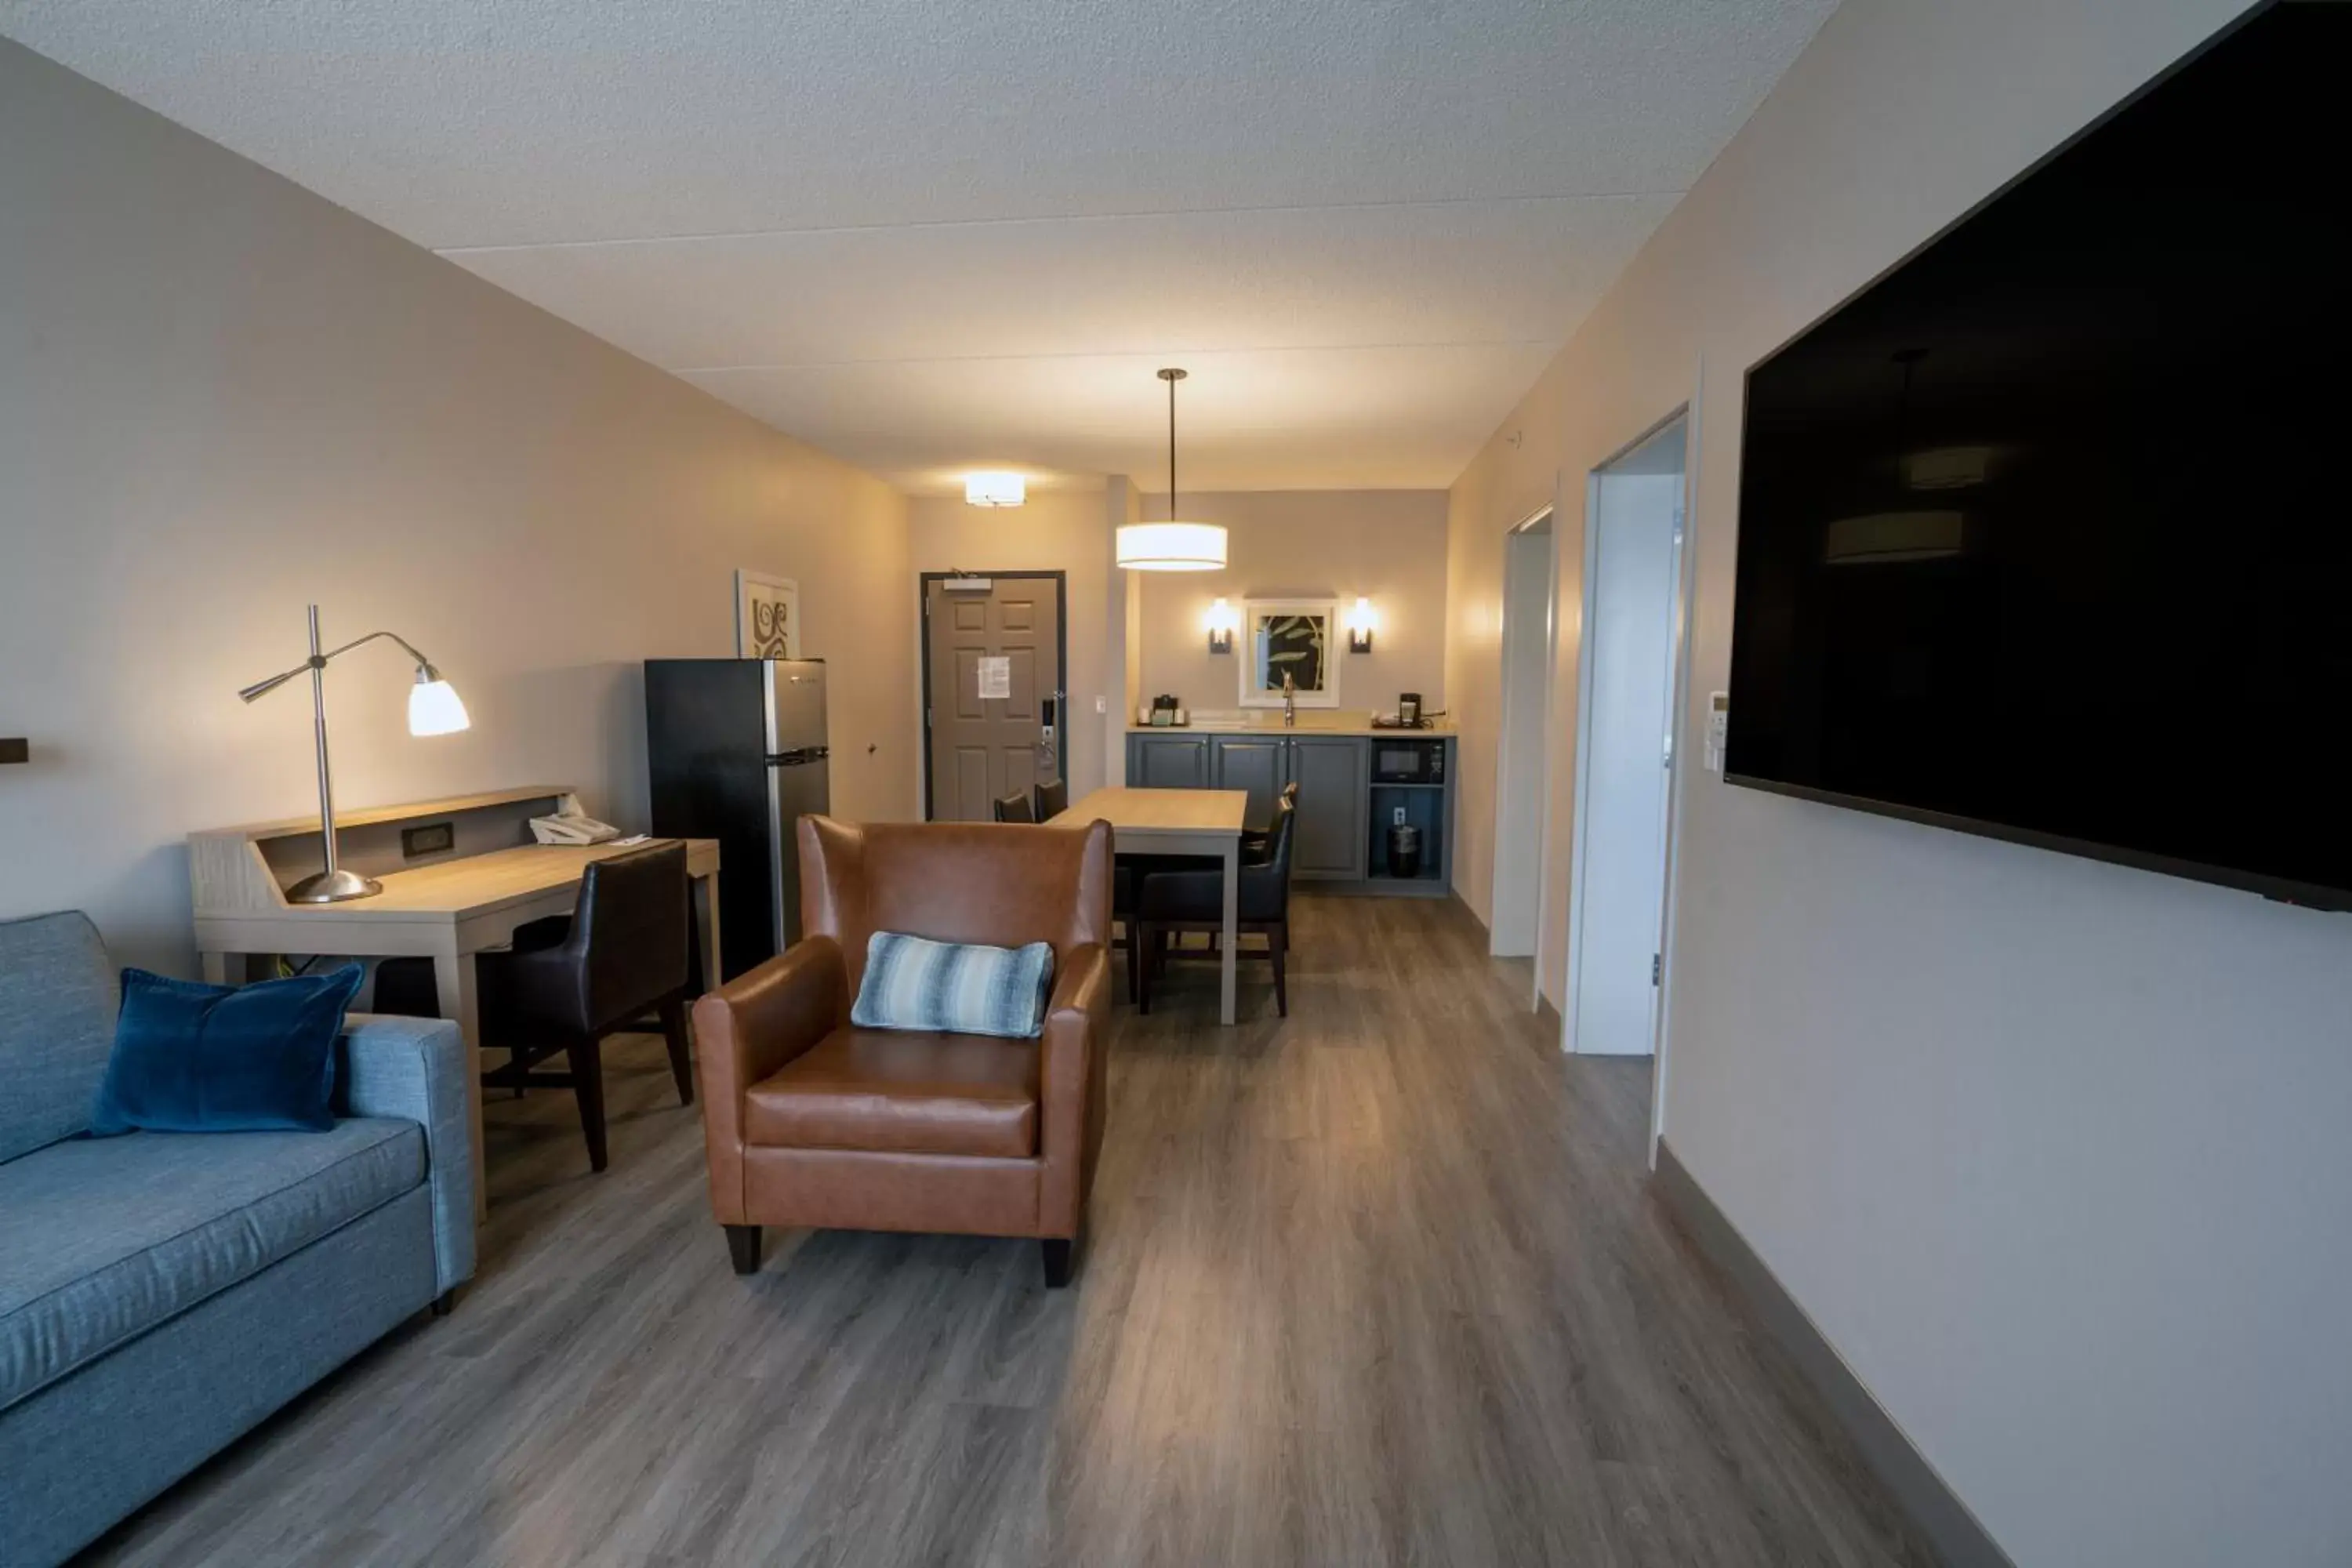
766 756 832 948
763 659 829 753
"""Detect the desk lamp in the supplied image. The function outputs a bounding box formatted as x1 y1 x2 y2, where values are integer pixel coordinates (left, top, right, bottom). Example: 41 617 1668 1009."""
238 604 470 902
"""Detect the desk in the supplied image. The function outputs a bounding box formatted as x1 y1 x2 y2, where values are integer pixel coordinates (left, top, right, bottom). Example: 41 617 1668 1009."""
190 788 721 1214
1051 787 1245 1025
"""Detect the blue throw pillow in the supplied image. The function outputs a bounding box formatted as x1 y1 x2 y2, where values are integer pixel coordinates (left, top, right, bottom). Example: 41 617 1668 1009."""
851 931 1055 1039
89 964 364 1135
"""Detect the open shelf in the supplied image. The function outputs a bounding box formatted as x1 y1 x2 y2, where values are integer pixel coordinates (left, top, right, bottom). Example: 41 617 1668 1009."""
1367 783 1446 883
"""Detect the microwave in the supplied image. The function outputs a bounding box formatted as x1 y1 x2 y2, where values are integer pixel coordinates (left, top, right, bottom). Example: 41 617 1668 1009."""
1372 739 1446 784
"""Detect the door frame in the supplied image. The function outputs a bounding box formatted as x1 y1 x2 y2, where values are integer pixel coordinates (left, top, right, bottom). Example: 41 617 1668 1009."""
1490 502 1559 991
1561 406 1693 1073
917 570 1070 822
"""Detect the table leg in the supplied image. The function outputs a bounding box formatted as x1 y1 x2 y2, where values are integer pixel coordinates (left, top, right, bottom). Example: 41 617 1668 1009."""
431 942 488 1221
199 950 232 985
694 869 723 994
1220 839 1239 1026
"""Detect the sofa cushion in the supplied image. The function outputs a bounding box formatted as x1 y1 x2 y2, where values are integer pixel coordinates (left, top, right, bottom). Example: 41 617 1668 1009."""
91 964 363 1136
0 913 117 1164
0 1118 423 1410
744 1027 1040 1158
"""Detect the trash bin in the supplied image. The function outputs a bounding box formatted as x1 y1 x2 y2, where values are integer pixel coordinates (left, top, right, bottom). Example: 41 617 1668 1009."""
1388 822 1423 879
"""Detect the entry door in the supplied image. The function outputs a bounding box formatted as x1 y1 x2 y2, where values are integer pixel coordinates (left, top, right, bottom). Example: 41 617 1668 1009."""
924 575 1065 822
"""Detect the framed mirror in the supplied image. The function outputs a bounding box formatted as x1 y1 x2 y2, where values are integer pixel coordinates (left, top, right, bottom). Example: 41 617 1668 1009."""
1240 598 1339 708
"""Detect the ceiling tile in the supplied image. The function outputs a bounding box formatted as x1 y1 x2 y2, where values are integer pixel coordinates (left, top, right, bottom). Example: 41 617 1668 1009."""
2 0 1835 489
3 1 1838 245
682 343 1563 493
445 195 1678 371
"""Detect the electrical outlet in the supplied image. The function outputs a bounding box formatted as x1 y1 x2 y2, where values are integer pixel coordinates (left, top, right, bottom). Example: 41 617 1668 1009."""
1392 805 1407 826
401 821 456 858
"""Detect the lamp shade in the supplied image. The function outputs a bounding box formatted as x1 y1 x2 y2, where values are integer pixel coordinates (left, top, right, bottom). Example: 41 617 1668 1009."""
1117 521 1227 571
964 471 1025 507
408 675 470 736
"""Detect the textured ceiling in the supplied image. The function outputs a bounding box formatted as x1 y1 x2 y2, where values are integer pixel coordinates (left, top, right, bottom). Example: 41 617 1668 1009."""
1 0 1836 493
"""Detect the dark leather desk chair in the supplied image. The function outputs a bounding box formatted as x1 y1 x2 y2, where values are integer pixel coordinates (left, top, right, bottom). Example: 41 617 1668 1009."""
993 790 1036 823
477 841 694 1172
693 817 1114 1287
1138 794 1297 1017
1034 778 1069 822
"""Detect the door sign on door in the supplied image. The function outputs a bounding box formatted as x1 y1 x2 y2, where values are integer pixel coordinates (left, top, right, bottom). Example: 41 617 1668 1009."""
976 656 1011 700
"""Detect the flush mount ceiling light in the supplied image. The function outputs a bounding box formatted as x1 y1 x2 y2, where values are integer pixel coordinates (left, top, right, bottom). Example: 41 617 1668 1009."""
964 470 1025 507
1117 368 1227 572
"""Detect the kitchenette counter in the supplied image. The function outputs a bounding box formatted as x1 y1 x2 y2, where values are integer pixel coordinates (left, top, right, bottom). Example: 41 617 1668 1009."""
1128 717 1454 739
1123 724 1454 895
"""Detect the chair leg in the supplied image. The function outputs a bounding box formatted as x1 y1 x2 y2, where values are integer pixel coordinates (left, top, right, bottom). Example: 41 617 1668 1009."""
430 1288 456 1317
1040 1237 1074 1289
566 1036 608 1172
659 993 694 1106
1137 924 1153 1014
1272 920 1289 1018
726 1225 762 1276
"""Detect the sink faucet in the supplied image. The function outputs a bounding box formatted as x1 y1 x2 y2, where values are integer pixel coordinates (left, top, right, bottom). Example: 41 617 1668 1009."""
1282 670 1297 728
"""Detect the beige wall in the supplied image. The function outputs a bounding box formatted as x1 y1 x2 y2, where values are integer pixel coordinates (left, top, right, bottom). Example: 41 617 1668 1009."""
1135 490 1448 717
0 40 916 972
906 487 1113 804
1444 2 2352 1564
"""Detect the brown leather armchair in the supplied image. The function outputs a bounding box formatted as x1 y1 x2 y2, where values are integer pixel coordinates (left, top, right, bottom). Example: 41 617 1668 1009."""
691 815 1115 1287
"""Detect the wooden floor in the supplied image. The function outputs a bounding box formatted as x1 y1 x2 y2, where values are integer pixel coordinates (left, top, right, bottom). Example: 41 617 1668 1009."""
85 895 1933 1567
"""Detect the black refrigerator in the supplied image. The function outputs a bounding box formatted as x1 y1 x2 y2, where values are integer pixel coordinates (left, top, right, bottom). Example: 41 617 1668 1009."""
645 659 830 982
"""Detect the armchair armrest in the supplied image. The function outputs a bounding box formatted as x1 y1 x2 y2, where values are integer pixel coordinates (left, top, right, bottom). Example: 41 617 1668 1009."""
691 936 845 1222
338 1011 476 1295
1037 942 1112 1237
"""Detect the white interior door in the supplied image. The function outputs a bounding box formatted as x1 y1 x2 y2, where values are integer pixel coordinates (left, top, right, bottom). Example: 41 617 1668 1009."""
1570 430 1685 1057
1490 513 1555 960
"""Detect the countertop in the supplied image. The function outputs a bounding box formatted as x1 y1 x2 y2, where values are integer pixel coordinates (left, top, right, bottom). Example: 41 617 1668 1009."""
1128 718 1454 739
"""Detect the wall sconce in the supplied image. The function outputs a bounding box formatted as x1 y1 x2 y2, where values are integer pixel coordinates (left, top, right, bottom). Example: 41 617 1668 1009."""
1204 597 1238 655
1345 596 1377 654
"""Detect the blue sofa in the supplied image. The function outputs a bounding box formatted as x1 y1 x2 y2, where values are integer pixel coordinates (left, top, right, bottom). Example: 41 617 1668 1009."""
0 912 474 1567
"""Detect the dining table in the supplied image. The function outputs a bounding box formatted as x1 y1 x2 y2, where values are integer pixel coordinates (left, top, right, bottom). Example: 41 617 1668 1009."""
1050 786 1247 1024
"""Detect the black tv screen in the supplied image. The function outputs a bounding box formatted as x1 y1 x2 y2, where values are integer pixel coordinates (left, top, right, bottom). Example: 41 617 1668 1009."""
1727 2 2352 909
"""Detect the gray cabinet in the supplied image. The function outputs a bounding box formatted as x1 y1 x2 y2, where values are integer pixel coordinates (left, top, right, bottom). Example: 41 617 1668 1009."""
1131 733 1210 789
1127 731 1448 894
1207 733 1367 882
1287 736 1369 880
1210 736 1288 826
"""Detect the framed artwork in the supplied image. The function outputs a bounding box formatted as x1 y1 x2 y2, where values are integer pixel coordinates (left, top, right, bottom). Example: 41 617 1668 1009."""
1240 598 1339 708
735 570 800 659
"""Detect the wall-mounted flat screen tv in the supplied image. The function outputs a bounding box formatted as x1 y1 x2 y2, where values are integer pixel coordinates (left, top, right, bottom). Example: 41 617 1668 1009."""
1727 2 2350 909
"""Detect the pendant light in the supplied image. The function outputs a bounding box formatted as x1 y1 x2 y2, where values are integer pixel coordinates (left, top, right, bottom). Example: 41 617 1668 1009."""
1117 368 1227 571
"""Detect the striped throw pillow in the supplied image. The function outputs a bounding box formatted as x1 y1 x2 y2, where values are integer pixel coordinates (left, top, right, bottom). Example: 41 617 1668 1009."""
851 931 1055 1039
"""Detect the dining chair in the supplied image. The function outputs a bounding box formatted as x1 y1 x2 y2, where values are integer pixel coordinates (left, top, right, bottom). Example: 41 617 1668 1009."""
1137 793 1297 1017
993 791 1036 823
1035 778 1070 822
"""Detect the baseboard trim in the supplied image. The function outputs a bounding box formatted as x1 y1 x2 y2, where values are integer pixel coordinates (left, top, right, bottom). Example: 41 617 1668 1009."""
1653 1139 2015 1568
